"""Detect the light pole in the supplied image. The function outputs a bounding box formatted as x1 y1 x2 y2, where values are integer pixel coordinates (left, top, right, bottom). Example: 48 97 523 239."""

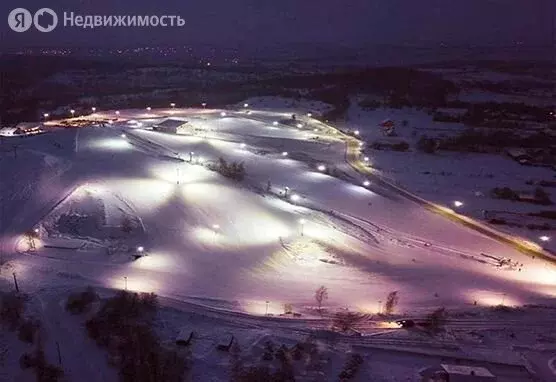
176 166 180 185
265 300 269 315
43 113 49 120
501 293 506 306
189 151 194 162
284 186 290 198
124 276 128 290
70 109 75 117
299 219 306 236
212 224 220 240
91 107 96 113
378 300 382 314
202 102 207 109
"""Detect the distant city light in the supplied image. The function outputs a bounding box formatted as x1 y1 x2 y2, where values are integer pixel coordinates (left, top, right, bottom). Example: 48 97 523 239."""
220 111 227 117
290 194 300 202
273 121 279 126
243 103 249 108
540 236 550 242
364 156 369 162
146 106 151 111
282 151 288 157
43 113 49 118
70 109 75 115
307 113 312 117
296 123 303 128
137 246 144 253
170 103 176 108
202 102 207 108
212 224 220 230
115 111 120 115
91 107 96 112
317 165 326 172
354 130 360 135
363 180 370 187
454 201 464 208
299 218 306 224
120 134 126 138
240 143 247 149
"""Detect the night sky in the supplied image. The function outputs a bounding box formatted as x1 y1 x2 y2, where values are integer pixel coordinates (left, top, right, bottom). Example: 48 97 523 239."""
1 0 553 49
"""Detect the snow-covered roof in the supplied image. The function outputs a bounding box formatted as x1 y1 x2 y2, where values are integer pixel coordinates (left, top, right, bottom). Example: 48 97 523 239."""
0 127 19 136
441 364 495 377
16 122 42 130
154 118 188 129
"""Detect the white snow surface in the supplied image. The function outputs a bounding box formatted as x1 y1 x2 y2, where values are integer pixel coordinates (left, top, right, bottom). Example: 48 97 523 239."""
1 107 555 318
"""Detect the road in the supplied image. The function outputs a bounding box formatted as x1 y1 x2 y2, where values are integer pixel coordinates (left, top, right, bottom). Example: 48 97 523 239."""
324 122 556 264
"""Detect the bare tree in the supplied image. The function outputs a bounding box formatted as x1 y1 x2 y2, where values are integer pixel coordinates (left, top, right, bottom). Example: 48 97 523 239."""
384 291 399 316
283 303 293 315
314 286 328 313
23 230 38 251
426 307 447 334
121 216 133 234
333 311 365 332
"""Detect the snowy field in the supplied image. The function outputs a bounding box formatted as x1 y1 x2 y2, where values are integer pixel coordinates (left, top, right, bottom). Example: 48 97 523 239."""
342 101 556 254
1 105 556 380
1 106 555 313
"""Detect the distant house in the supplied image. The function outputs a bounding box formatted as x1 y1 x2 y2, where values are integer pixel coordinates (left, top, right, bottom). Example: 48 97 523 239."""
152 119 188 134
16 122 42 135
505 148 531 165
379 119 396 136
422 364 496 382
0 123 42 137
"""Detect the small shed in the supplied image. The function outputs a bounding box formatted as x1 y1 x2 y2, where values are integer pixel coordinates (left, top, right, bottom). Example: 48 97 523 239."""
0 127 19 136
153 119 188 134
506 148 531 165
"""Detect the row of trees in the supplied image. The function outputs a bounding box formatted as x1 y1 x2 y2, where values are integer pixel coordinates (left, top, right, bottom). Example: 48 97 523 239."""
491 186 552 205
212 157 246 181
0 291 64 381
83 290 189 382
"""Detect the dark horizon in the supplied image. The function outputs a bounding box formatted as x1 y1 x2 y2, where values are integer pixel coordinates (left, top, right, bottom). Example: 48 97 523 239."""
2 0 554 51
